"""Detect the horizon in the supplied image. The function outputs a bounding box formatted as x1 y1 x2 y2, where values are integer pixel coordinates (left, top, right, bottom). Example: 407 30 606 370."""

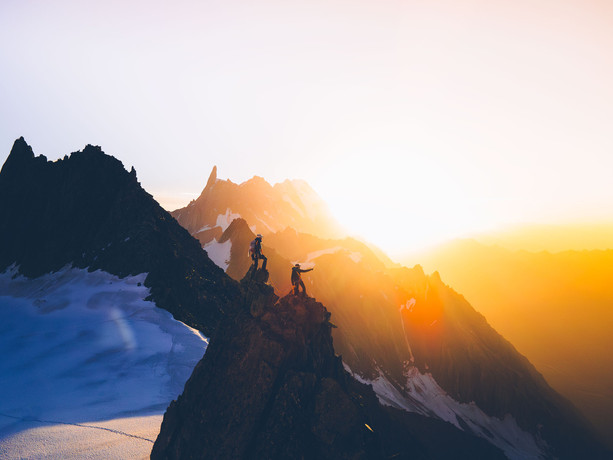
2 0 613 257
150 165 613 257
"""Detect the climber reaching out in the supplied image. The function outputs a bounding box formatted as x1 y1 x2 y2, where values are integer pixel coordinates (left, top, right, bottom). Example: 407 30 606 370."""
249 234 267 270
291 263 313 296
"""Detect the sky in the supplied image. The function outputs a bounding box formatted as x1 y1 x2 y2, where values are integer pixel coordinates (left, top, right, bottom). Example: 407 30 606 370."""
1 0 612 257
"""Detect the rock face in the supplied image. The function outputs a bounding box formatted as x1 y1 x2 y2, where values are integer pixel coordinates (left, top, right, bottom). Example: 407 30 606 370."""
152 269 505 460
0 138 239 334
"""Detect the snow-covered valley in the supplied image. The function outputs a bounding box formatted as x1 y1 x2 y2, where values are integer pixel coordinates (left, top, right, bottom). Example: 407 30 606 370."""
0 267 208 459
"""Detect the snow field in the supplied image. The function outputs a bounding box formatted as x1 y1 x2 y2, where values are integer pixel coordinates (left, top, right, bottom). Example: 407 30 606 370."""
0 267 209 459
203 239 233 271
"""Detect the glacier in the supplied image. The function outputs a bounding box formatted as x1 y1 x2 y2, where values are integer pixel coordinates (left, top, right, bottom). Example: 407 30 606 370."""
0 267 208 459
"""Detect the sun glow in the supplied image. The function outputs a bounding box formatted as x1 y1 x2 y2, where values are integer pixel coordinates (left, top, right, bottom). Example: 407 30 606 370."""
306 132 502 257
3 0 613 259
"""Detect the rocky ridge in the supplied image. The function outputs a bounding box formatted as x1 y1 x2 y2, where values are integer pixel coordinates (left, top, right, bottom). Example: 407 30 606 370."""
152 267 505 459
180 200 611 459
0 138 239 334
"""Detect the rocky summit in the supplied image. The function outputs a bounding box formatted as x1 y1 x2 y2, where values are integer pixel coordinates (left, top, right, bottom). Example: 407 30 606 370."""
0 138 239 335
152 268 504 460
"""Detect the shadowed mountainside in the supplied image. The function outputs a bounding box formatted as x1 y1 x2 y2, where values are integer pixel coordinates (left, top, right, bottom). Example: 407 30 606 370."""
0 138 239 334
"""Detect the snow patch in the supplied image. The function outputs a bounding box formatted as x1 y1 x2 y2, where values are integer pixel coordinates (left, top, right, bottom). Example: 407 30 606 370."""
256 217 277 234
289 180 321 220
399 299 416 362
305 246 344 264
282 194 305 218
0 267 208 458
0 415 162 459
302 247 362 266
401 298 416 313
345 364 547 460
203 239 233 271
215 209 241 232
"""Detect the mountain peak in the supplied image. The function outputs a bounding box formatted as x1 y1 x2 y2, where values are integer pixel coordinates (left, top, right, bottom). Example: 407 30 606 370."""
10 136 33 158
0 137 36 177
242 174 272 190
84 143 102 151
80 144 105 156
0 140 240 335
206 165 217 189
218 217 254 244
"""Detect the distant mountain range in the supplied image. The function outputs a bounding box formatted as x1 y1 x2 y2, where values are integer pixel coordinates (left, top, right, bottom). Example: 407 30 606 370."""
409 237 613 449
171 165 345 245
0 138 610 459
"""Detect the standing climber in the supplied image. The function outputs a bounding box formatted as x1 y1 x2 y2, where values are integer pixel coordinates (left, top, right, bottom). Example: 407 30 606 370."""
249 234 267 270
291 263 313 296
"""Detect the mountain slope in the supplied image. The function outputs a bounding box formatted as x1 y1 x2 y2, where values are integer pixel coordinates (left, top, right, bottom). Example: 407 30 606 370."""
189 212 609 458
152 270 505 459
0 138 239 334
410 238 613 449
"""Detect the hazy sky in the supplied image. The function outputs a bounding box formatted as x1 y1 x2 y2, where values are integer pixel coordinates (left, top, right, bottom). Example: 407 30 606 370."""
1 0 612 256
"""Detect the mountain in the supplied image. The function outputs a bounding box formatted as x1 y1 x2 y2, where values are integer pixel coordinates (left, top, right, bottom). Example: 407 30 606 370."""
409 238 613 449
0 138 243 457
0 138 496 459
2 140 609 458
171 166 345 245
152 269 505 460
178 170 610 459
0 137 240 335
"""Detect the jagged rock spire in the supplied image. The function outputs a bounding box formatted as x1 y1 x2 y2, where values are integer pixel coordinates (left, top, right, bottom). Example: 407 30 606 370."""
1 137 35 176
206 165 217 189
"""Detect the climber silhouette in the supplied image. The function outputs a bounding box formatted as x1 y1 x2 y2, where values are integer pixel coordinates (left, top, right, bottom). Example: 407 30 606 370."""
291 263 313 296
249 234 267 270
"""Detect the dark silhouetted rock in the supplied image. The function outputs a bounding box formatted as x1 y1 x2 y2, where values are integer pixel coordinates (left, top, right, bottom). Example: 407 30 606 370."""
152 275 505 460
0 138 239 334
